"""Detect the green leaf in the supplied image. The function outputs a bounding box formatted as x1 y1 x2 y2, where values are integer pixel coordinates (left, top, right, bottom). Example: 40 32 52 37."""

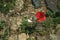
0 20 6 31
57 2 60 11
0 20 5 27
53 17 60 24
4 29 9 37
46 10 53 17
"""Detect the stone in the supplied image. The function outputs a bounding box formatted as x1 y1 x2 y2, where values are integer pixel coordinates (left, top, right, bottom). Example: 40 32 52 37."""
18 33 27 40
45 0 58 12
31 0 42 8
50 34 57 40
8 35 17 40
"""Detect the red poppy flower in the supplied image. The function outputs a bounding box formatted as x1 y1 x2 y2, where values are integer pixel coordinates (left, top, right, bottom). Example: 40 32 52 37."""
35 11 46 22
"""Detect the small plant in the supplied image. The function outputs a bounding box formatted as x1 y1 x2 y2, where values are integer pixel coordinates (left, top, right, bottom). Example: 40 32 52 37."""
20 10 60 40
20 17 36 35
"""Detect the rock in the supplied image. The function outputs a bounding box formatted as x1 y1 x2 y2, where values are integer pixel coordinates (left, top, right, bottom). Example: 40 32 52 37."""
10 17 21 30
45 0 58 12
50 34 57 40
8 35 17 40
31 0 41 8
16 16 22 26
18 33 27 40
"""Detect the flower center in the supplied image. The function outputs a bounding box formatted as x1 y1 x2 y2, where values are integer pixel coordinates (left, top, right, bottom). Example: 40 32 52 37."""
39 14 44 18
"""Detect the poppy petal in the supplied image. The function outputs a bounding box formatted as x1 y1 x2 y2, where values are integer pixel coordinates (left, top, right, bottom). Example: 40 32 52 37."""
35 11 46 22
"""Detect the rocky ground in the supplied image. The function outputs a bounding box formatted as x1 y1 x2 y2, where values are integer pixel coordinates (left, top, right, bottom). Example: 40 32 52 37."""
0 0 60 40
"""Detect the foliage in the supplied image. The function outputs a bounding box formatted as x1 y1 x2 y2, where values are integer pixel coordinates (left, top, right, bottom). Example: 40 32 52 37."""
20 9 60 36
57 2 60 11
46 10 52 17
0 20 9 40
0 28 9 40
0 20 6 31
20 17 37 35
3 28 9 40
53 17 60 24
0 0 16 14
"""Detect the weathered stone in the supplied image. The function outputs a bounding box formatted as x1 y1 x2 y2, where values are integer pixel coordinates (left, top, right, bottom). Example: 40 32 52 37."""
8 35 17 40
45 0 58 12
50 34 57 40
18 33 27 40
31 0 42 8
9 16 22 31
